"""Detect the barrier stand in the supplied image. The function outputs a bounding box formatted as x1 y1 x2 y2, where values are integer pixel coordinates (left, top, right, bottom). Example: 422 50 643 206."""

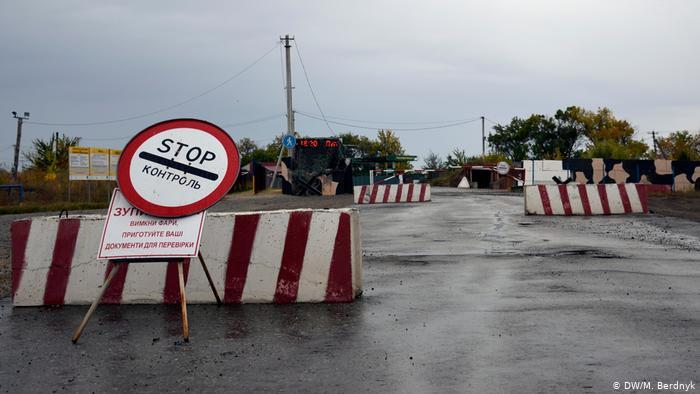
71 253 221 344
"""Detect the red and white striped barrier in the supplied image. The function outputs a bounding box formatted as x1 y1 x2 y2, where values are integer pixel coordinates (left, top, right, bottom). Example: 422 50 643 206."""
354 184 431 204
11 209 362 306
524 184 648 215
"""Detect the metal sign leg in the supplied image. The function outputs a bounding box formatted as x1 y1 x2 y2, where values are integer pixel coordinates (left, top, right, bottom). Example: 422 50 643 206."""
72 263 122 344
177 260 190 342
197 251 222 305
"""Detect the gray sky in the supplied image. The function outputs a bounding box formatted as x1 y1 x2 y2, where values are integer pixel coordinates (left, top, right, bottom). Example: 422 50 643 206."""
2 0 699 168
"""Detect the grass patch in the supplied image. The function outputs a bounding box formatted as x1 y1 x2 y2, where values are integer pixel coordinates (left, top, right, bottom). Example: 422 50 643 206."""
0 202 108 215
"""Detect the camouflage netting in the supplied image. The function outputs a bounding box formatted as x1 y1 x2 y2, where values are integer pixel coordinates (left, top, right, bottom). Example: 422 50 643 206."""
563 159 700 191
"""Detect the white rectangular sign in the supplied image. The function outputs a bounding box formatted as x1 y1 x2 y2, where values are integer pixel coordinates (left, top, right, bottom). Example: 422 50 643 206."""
69 146 90 180
97 189 206 260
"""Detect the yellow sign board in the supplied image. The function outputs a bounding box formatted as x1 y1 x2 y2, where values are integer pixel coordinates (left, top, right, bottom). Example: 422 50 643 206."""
109 149 121 180
69 147 90 180
89 147 110 180
69 146 121 181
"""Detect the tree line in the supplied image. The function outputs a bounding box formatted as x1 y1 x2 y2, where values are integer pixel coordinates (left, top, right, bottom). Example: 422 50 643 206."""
486 106 699 162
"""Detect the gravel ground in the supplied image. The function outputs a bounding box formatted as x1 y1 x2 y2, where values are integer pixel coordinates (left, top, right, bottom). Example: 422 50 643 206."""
648 193 700 222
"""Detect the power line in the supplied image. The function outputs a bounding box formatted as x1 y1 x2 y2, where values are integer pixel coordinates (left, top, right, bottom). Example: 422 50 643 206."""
219 113 285 128
25 43 279 127
299 110 484 125
294 40 334 134
81 136 131 142
78 114 285 142
296 111 481 131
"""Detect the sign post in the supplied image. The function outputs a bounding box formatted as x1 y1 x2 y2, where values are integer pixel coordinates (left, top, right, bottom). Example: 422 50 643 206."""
496 161 511 175
282 134 296 149
72 119 240 344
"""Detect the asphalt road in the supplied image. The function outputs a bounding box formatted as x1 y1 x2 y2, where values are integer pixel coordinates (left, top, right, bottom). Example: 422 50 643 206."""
1 188 699 393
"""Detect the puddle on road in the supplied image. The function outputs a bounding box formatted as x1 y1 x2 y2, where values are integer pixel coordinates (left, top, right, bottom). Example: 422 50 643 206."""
524 248 622 259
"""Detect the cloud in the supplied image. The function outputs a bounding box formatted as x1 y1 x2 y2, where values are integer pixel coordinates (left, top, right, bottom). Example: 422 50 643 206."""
1 0 699 169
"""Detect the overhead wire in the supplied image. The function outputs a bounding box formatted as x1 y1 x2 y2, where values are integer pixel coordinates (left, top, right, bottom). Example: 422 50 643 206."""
25 43 279 127
299 109 486 125
296 111 481 131
79 114 285 142
219 113 285 128
294 40 334 134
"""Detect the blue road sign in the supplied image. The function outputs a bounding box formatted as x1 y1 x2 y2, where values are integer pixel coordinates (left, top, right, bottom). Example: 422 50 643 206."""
282 134 297 149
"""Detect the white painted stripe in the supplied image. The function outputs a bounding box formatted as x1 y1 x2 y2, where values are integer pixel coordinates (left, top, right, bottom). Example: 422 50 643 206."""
424 185 431 201
186 215 234 303
606 184 624 214
546 185 565 215
587 186 604 214
363 187 371 203
64 220 108 304
387 185 398 202
568 186 586 215
399 185 408 202
14 219 58 306
242 212 289 302
121 263 168 303
524 186 545 215
382 184 391 203
626 184 643 213
297 212 339 302
350 211 362 295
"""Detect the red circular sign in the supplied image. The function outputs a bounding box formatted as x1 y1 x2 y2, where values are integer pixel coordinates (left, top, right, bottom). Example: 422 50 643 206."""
117 119 240 217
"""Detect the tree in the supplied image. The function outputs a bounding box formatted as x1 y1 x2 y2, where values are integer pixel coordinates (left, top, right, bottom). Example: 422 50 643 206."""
551 106 587 158
526 115 561 159
237 137 258 159
487 117 533 160
338 132 380 158
23 134 81 173
423 151 443 169
489 106 648 160
574 107 648 159
376 129 404 156
445 149 468 167
655 130 700 160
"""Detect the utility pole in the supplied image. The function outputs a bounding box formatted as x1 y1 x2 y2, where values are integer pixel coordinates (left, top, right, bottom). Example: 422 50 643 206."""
481 116 485 157
283 34 295 139
11 111 30 183
270 34 295 189
649 131 663 158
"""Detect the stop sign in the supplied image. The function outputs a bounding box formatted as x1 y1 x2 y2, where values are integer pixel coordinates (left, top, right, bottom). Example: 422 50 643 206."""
117 119 240 217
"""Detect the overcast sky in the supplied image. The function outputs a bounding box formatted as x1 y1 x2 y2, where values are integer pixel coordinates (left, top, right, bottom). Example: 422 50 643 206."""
2 0 699 168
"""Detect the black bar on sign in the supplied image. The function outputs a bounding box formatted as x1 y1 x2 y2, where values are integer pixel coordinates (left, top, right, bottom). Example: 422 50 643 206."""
139 151 219 181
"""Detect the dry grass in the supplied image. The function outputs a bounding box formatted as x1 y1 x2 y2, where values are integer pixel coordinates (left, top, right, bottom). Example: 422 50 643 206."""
0 169 114 213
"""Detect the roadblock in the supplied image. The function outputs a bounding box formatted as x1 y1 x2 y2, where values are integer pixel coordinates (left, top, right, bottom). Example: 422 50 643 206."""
354 184 431 204
525 184 648 215
11 209 362 306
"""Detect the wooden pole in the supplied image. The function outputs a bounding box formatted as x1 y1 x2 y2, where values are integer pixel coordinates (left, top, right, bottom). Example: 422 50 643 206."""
177 260 189 342
72 263 121 343
198 251 222 305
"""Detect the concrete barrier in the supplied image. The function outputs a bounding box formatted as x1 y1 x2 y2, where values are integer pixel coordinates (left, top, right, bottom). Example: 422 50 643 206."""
11 209 362 306
354 184 431 204
524 184 648 215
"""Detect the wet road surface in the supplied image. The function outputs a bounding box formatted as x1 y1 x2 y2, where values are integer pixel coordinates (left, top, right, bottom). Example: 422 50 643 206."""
1 188 698 392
